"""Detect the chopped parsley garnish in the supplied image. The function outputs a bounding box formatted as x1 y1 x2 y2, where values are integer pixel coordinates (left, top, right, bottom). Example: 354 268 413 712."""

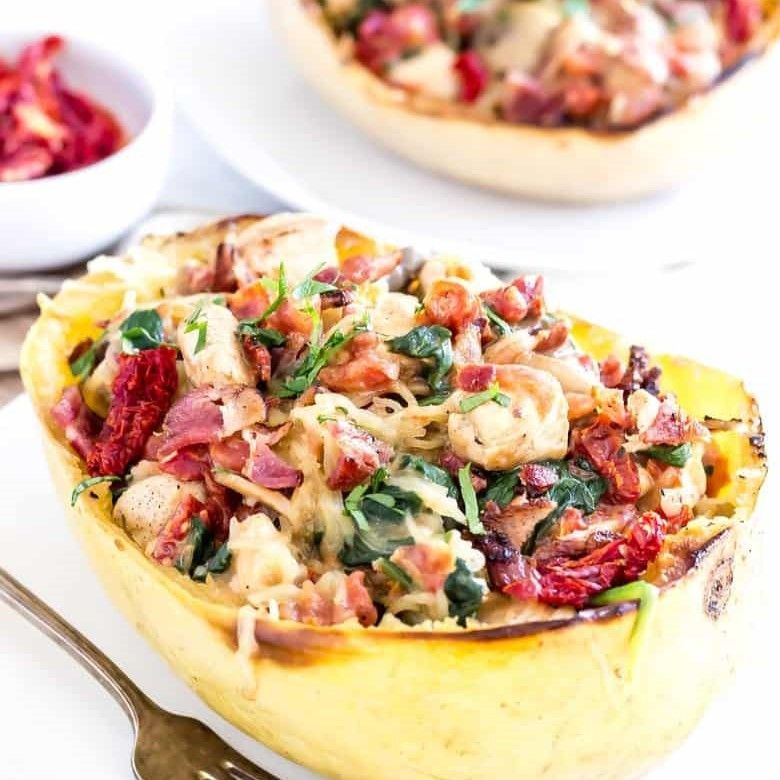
70 475 121 506
400 454 457 498
183 301 209 355
523 459 607 554
444 558 483 627
377 558 415 591
340 469 417 566
69 335 105 383
119 309 165 354
459 381 511 413
458 464 486 535
291 264 338 299
277 315 368 398
641 443 692 468
482 303 512 337
236 321 286 347
388 325 453 405
256 263 288 321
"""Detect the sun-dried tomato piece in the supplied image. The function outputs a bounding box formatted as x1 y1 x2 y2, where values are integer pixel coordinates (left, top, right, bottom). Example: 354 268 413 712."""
1 36 123 182
87 347 178 476
573 418 641 504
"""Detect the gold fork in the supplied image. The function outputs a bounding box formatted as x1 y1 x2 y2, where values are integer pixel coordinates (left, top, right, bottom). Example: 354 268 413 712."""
0 566 281 780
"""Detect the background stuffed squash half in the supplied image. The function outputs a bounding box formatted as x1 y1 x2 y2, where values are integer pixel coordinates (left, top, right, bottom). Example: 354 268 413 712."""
269 0 780 202
21 213 766 780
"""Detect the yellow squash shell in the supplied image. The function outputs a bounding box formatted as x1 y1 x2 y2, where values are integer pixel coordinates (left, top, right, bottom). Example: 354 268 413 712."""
21 217 767 780
268 0 780 203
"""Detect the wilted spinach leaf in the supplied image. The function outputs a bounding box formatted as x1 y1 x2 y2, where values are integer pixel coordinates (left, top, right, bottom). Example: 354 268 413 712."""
399 454 457 498
445 558 484 627
522 459 607 554
388 325 453 405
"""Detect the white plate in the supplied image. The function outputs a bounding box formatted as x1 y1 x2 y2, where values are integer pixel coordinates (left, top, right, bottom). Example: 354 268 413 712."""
0 393 776 780
167 0 780 272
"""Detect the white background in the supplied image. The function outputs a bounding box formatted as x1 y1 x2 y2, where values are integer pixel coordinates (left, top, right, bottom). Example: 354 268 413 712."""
2 1 779 778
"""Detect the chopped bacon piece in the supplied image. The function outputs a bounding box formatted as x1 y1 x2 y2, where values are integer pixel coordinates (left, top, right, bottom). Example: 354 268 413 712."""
319 332 399 393
520 463 558 495
453 51 489 103
150 494 205 565
280 571 378 627
157 388 224 459
313 266 340 285
600 355 624 388
340 252 401 284
483 497 556 550
573 418 641 504
87 347 178 476
325 420 393 492
479 533 540 597
502 73 564 127
456 363 495 392
344 571 379 627
422 279 480 333
159 445 211 481
481 285 529 325
481 275 544 326
228 281 269 320
212 242 238 293
391 544 454 592
51 385 100 461
644 398 697 446
209 435 250 473
439 449 488 492
605 345 662 398
533 320 569 353
241 335 272 383
319 289 355 310
355 5 439 73
244 443 302 489
266 299 314 339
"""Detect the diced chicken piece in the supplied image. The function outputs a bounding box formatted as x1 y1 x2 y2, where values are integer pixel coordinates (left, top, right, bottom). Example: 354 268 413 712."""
479 1 562 75
371 292 420 339
177 302 255 388
448 364 569 470
234 212 339 286
114 475 206 550
228 513 306 596
388 42 459 100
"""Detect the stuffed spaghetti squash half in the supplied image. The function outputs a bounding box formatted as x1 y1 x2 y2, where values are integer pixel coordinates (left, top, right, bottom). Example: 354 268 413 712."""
21 213 766 780
269 0 780 202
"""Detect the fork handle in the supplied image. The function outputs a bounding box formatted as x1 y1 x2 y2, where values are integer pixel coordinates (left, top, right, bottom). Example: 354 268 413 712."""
0 566 152 729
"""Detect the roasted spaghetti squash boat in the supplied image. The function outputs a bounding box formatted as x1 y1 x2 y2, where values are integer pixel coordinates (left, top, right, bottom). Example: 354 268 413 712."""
269 0 780 202
22 213 765 780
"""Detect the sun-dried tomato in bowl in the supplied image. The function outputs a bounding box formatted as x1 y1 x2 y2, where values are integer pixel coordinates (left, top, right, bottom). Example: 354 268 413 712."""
0 35 124 183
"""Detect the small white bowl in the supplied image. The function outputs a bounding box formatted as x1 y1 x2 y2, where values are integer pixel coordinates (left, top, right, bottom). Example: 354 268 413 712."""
0 32 172 272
